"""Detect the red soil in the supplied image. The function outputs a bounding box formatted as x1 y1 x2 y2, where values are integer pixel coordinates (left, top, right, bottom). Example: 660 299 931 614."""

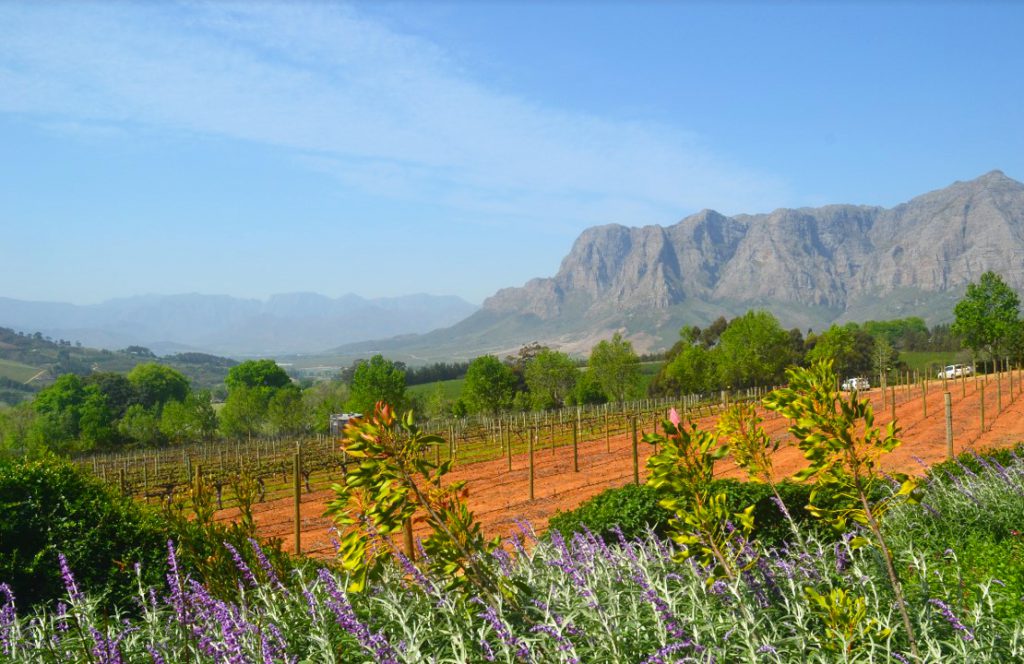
216 373 1024 559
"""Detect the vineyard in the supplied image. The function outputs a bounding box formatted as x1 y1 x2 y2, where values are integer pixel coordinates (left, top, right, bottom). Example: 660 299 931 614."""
77 365 1024 557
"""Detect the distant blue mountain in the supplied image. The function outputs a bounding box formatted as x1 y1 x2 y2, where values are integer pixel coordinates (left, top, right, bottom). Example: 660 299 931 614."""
0 292 478 357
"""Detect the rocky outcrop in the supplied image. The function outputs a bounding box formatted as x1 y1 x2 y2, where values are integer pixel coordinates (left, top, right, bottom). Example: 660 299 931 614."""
483 170 1024 327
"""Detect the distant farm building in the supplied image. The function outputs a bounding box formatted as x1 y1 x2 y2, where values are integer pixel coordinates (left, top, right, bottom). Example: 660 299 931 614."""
329 412 362 436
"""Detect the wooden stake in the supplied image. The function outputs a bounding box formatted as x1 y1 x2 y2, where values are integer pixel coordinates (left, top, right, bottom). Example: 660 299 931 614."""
631 416 639 486
572 419 578 472
528 427 535 500
980 382 986 434
944 392 953 460
294 451 302 555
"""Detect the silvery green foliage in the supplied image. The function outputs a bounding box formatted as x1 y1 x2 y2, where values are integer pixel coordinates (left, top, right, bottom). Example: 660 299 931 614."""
3 461 1024 662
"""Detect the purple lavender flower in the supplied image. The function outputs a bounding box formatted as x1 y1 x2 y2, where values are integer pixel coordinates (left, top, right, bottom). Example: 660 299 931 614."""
223 542 258 589
57 553 83 603
472 596 530 660
317 569 398 663
929 598 975 641
0 583 15 656
249 538 287 593
641 640 701 664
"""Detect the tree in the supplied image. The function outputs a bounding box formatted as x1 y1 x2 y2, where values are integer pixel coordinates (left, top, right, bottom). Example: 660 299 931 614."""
118 404 164 447
83 373 137 420
225 360 292 392
268 385 309 436
805 325 874 378
346 355 407 413
570 369 607 405
661 339 714 395
588 333 642 403
159 391 218 444
127 363 189 411
952 271 1021 360
219 385 268 440
524 349 578 410
462 356 517 415
713 311 790 389
304 381 349 434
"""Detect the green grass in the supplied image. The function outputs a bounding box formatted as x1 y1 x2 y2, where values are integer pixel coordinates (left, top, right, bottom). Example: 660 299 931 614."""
0 358 44 383
407 377 465 401
900 350 972 374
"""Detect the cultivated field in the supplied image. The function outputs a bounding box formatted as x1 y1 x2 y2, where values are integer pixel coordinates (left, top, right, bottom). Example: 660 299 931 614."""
206 370 1024 557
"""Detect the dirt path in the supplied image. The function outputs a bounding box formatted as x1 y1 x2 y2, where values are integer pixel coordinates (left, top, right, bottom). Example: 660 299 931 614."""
217 373 1024 559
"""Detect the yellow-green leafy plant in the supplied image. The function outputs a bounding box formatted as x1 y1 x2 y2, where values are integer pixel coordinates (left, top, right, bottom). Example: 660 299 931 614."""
644 410 755 582
325 402 500 596
717 403 801 539
804 586 892 655
763 360 920 659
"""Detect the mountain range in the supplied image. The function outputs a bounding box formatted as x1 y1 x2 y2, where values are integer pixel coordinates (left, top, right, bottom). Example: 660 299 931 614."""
0 293 478 357
6 171 1022 363
331 170 1024 360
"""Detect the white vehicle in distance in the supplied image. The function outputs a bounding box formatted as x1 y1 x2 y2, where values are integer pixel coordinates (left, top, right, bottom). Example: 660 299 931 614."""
938 364 973 379
840 377 870 391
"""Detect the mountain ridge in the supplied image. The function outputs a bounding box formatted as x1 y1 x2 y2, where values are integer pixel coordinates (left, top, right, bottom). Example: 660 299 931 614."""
0 292 478 357
330 170 1024 361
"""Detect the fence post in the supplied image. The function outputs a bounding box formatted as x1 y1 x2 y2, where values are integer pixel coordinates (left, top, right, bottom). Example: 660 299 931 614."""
890 385 896 424
980 382 986 434
921 380 927 418
506 426 513 472
631 416 639 486
998 367 1003 413
944 392 953 460
605 411 611 453
572 419 579 472
294 450 302 555
528 427 535 500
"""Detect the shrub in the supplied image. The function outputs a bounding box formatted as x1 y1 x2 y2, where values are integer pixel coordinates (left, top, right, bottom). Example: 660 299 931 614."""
548 479 847 548
0 456 297 612
0 455 169 609
547 484 670 542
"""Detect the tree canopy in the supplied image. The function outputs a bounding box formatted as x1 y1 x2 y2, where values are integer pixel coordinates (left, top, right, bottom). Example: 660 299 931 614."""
225 360 292 392
588 333 642 403
346 355 407 413
462 356 517 415
524 349 578 410
952 271 1021 359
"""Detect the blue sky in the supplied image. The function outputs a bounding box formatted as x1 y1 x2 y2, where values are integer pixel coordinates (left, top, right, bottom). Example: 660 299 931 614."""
1 1 1022 305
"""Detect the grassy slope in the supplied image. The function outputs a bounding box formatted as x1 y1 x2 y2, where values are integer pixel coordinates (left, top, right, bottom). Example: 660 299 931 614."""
0 358 43 383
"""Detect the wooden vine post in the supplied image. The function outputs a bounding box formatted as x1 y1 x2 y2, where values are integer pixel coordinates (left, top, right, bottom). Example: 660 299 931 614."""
980 382 986 434
528 426 535 500
572 418 579 472
293 447 302 555
631 416 639 486
890 385 896 425
944 392 953 460
997 367 1003 414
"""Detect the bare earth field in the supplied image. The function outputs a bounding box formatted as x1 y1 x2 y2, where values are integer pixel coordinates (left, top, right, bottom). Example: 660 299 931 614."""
216 374 1024 559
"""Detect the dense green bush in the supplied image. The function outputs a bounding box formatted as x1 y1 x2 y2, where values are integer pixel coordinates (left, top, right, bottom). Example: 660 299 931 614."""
0 456 297 612
548 478 849 548
547 484 670 542
0 455 169 609
926 442 1024 480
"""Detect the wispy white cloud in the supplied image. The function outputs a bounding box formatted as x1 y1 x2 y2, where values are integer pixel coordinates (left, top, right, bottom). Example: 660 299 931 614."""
0 1 788 230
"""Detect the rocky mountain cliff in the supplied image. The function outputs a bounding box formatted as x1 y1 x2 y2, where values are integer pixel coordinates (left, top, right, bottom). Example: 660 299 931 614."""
342 170 1022 360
